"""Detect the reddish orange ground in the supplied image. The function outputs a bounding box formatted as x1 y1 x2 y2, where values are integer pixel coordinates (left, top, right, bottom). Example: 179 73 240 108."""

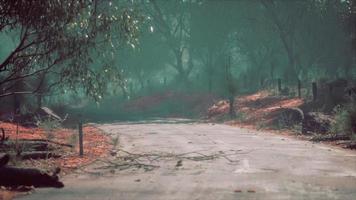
208 90 304 128
0 122 111 171
58 126 111 169
0 122 112 199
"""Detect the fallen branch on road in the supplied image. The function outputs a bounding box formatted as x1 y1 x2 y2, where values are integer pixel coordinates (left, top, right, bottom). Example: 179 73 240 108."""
93 149 246 172
96 159 158 171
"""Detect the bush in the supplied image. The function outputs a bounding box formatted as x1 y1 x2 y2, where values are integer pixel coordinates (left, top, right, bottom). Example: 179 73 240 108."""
38 118 61 141
331 102 356 136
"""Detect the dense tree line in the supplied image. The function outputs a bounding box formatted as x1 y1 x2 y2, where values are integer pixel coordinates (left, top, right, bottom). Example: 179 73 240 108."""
118 0 355 98
0 0 355 113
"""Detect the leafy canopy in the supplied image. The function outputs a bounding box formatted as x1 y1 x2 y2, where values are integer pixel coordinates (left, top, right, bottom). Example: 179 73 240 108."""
0 0 143 101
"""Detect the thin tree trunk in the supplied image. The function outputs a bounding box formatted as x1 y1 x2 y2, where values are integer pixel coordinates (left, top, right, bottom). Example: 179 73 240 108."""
297 79 301 98
312 82 317 101
37 94 42 110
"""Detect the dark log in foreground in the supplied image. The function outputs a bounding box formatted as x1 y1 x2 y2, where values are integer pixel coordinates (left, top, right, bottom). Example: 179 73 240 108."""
1 128 9 142
0 139 68 160
0 139 72 156
0 141 53 152
20 151 61 160
0 154 64 188
0 154 9 167
18 139 74 148
0 139 72 151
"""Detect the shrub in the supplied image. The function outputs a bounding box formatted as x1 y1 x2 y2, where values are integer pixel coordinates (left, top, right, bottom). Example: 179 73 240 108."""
331 102 356 136
38 118 61 141
67 133 78 149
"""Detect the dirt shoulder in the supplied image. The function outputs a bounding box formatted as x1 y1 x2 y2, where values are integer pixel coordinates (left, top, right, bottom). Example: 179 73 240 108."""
0 122 112 199
207 90 355 150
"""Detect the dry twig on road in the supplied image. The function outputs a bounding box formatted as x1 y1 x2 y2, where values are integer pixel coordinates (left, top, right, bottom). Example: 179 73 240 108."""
92 149 248 172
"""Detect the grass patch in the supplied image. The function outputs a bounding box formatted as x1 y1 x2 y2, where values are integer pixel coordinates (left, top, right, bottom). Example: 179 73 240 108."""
331 102 356 139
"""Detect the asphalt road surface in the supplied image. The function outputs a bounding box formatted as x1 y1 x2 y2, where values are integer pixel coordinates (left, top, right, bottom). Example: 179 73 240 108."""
19 121 356 200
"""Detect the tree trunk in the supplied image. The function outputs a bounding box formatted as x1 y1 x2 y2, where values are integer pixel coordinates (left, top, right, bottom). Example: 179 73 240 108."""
78 120 83 157
297 79 301 98
13 94 20 115
270 63 275 89
37 94 42 110
229 95 236 119
20 151 61 160
270 62 275 80
139 79 144 90
208 67 213 93
175 49 188 85
312 82 317 101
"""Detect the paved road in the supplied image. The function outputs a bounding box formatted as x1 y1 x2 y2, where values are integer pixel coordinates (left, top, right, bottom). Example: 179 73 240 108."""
20 122 356 200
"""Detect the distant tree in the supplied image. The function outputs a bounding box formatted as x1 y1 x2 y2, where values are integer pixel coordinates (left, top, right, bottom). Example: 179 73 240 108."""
190 0 239 92
144 0 195 84
117 29 171 95
260 0 354 84
340 0 356 77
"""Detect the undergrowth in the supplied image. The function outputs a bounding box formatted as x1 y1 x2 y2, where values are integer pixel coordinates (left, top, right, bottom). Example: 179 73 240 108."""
331 102 356 139
38 118 61 141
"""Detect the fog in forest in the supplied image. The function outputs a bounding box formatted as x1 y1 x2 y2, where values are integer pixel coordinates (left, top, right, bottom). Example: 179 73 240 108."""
1 1 356 198
0 0 355 123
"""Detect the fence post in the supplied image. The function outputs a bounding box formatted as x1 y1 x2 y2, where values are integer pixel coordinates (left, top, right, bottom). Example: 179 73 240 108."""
312 82 317 101
277 78 282 92
78 118 84 157
298 79 301 98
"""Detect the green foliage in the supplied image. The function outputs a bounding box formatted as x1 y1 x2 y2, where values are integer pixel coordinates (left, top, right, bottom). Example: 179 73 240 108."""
331 102 356 136
0 0 144 101
111 136 119 148
38 118 61 141
256 121 267 131
213 111 246 123
67 133 78 149
4 139 29 159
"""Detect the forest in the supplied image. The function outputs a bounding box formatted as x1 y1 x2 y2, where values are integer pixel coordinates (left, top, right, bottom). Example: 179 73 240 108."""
0 0 356 199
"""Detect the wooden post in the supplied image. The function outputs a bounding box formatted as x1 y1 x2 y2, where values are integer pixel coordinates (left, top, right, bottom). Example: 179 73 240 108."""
78 119 83 157
312 82 317 101
226 55 236 119
36 93 43 110
297 79 301 98
277 78 282 92
243 75 247 89
229 95 236 119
